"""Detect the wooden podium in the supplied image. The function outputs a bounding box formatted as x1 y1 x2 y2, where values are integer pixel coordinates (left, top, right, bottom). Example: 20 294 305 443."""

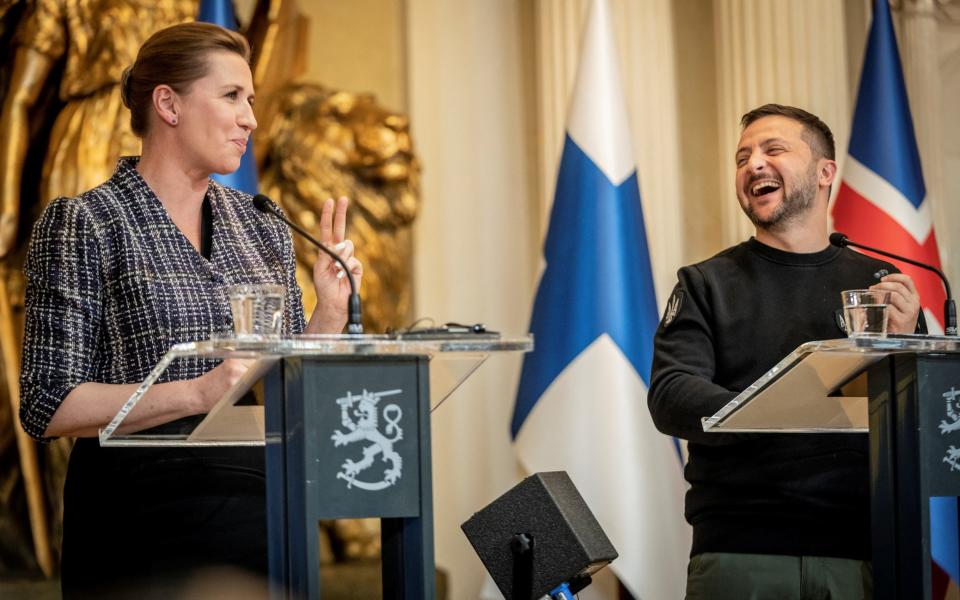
100 334 533 599
703 334 960 599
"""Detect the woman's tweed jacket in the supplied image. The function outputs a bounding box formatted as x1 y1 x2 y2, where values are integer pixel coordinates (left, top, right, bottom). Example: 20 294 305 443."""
19 157 306 440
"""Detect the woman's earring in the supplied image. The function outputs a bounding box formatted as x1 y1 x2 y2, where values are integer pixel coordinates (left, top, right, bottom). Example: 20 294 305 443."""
171 118 178 125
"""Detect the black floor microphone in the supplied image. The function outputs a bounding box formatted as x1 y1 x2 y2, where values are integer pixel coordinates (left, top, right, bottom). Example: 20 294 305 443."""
830 232 957 335
253 194 363 334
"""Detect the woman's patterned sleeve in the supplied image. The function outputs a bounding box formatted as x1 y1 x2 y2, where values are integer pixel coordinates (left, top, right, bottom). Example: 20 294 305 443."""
279 217 307 335
20 198 104 441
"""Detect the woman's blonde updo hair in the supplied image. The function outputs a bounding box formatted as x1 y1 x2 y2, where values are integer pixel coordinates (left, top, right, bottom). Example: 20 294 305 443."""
121 22 251 137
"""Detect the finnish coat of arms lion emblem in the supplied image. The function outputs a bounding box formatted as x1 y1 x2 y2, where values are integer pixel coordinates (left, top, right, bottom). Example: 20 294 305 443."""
331 389 404 490
939 387 960 472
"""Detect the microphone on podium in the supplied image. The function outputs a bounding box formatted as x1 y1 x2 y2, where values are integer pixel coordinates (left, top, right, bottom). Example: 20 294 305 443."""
829 232 956 336
253 194 363 334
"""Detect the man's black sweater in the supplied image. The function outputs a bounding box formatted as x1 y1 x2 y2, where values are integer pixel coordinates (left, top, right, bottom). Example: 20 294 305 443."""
649 238 905 560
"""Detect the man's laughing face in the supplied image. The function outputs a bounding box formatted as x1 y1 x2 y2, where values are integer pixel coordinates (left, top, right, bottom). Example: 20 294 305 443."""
735 115 820 231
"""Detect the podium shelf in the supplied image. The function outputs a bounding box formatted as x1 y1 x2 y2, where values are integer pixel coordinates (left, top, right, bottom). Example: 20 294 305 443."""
702 334 960 434
99 334 532 447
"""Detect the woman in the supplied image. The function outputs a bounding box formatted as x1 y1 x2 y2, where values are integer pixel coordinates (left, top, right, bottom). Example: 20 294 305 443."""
18 22 362 597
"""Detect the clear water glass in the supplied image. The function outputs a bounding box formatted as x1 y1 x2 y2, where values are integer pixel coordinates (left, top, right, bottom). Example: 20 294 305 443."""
227 284 285 337
841 289 891 336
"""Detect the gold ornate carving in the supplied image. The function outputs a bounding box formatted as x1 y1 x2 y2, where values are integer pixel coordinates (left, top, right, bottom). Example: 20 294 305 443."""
2 0 196 258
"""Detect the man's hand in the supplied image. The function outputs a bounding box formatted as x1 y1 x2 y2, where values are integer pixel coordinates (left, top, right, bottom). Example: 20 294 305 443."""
870 273 921 334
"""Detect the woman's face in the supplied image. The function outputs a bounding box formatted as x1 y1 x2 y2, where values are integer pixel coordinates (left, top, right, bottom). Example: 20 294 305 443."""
176 50 257 176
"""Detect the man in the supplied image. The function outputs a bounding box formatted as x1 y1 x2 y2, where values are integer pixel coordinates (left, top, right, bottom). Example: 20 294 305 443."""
648 104 922 599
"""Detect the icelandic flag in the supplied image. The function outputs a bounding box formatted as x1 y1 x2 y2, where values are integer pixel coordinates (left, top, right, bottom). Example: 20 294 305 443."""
831 0 945 334
831 1 958 596
198 0 259 195
511 0 690 597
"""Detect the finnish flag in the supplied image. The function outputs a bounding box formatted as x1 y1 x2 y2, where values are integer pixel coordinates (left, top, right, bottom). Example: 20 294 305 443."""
511 0 689 597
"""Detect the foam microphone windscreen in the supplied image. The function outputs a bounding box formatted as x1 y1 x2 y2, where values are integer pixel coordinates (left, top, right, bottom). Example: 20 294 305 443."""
461 471 618 600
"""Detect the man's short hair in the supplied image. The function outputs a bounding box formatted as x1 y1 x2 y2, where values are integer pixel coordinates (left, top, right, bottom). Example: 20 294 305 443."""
740 104 836 161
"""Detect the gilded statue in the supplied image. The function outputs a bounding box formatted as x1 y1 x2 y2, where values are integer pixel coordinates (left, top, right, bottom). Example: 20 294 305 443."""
257 83 420 333
0 0 198 251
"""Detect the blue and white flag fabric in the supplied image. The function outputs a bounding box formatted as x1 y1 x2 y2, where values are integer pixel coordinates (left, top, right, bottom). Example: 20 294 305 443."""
198 0 259 195
511 0 689 597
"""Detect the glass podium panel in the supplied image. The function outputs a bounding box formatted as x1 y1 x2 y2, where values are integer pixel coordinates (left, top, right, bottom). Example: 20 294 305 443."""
702 334 960 434
99 334 532 447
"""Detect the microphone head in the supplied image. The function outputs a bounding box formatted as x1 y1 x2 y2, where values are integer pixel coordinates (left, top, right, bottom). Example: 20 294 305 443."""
829 232 848 248
252 193 273 214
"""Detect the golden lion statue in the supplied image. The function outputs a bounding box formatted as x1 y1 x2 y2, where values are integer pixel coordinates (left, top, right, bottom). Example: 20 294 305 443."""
256 83 421 333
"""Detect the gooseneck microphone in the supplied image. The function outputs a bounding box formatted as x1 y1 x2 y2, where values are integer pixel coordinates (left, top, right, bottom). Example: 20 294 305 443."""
830 232 957 336
253 194 363 334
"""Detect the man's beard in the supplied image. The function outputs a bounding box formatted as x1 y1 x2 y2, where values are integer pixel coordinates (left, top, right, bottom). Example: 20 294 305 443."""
741 165 818 231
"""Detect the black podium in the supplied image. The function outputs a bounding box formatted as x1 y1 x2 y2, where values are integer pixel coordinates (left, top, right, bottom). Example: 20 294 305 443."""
703 334 960 599
100 334 533 599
